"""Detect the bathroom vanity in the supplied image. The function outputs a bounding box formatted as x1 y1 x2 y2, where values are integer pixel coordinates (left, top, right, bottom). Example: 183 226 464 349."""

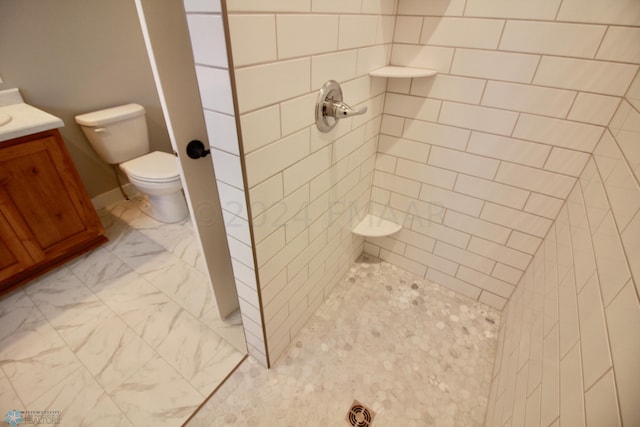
0 89 106 294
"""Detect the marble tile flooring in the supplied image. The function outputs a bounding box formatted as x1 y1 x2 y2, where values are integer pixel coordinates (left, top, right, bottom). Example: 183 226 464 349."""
187 255 501 427
0 196 246 427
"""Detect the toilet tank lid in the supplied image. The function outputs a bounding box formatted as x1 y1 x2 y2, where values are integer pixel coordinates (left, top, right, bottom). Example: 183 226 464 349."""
75 103 145 126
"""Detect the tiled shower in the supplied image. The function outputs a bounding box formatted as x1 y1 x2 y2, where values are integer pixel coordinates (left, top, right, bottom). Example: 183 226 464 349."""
184 0 640 425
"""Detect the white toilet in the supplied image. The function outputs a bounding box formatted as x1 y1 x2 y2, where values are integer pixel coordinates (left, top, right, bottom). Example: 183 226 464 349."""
75 103 188 223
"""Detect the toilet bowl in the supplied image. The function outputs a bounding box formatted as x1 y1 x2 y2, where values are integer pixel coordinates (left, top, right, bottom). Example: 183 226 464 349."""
75 103 188 223
120 151 188 223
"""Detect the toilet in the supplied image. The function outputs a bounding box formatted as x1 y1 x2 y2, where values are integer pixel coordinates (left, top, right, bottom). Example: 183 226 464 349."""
75 103 188 223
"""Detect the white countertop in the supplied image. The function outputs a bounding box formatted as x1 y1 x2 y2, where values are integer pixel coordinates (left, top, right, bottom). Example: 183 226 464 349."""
0 88 64 142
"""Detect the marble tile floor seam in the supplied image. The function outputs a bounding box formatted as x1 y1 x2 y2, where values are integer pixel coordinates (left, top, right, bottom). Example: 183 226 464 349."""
102 199 246 353
72 237 212 337
98 199 226 329
94 199 243 347
105 196 206 274
0 284 240 425
3 270 225 426
87 204 246 394
0 286 139 426
65 241 229 361
21 268 157 393
0 197 246 427
97 200 247 399
94 204 213 324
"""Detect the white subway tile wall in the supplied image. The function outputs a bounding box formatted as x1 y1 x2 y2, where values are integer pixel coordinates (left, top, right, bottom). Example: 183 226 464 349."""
368 0 639 313
184 0 268 366
188 0 640 380
226 0 397 364
486 115 640 425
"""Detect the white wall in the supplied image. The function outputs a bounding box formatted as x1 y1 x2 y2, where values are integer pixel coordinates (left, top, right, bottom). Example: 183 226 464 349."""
0 0 173 198
364 0 640 309
485 84 640 425
226 0 397 364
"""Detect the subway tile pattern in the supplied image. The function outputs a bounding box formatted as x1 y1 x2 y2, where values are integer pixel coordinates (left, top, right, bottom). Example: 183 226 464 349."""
189 0 640 369
225 0 396 364
485 112 640 426
0 198 245 427
184 0 268 365
366 0 639 309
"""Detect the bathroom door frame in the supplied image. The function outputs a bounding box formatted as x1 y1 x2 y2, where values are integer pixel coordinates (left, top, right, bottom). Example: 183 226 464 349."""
134 0 240 319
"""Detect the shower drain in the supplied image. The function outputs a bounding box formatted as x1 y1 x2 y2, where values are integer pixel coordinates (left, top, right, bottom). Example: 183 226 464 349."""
345 400 375 427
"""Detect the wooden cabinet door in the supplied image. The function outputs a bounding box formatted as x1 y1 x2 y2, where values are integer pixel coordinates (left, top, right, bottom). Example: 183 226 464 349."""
0 130 106 292
0 130 104 260
0 210 35 282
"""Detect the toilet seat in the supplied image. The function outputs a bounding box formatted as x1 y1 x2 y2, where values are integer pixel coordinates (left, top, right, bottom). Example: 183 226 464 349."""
120 151 180 183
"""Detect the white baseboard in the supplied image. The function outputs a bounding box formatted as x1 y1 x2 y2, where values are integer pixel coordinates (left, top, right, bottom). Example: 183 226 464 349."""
91 184 139 210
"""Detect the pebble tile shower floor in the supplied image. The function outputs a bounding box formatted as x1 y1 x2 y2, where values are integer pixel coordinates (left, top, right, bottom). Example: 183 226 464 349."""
188 255 500 427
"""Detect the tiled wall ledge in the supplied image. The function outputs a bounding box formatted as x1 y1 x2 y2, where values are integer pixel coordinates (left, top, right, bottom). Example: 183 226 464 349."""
369 66 437 78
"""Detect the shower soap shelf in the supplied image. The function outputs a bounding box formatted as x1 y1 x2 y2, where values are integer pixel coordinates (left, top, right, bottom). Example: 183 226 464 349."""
352 214 402 237
369 66 437 78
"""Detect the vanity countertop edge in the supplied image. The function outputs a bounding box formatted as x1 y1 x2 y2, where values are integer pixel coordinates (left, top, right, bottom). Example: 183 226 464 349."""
0 88 64 142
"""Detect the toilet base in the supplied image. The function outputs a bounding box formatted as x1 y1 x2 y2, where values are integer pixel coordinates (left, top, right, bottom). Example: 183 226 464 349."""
141 191 189 223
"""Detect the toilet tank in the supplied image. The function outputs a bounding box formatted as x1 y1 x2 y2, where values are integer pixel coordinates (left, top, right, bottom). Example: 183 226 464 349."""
75 103 150 164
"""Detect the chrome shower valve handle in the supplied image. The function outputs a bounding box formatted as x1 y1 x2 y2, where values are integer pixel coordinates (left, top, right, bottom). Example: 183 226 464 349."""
328 99 367 118
315 80 367 132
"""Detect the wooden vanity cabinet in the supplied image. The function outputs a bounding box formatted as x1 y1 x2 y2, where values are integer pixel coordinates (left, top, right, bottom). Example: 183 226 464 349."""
0 129 107 294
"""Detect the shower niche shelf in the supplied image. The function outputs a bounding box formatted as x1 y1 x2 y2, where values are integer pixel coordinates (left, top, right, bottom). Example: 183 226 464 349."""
352 214 402 237
369 66 437 78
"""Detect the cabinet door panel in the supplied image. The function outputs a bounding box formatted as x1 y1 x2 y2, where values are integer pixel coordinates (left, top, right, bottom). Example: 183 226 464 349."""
0 129 106 293
0 146 85 249
0 211 35 281
0 132 104 260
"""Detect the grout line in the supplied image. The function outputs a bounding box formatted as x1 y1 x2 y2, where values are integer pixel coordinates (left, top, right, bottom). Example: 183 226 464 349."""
20 275 140 426
590 140 640 303
593 25 610 60
622 68 640 115
569 179 620 395
182 354 249 426
417 16 426 44
562 203 590 423
461 0 469 16
0 362 27 412
384 81 621 126
563 90 580 120
607 114 640 191
495 18 507 51
529 54 543 86
376 151 575 206
554 0 564 21
390 34 640 65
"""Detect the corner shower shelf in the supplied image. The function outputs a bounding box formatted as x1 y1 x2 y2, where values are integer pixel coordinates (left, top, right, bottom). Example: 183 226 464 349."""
369 66 438 78
352 214 402 237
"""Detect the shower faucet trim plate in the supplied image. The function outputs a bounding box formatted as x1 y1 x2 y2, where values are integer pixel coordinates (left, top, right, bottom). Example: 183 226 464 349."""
315 80 367 133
